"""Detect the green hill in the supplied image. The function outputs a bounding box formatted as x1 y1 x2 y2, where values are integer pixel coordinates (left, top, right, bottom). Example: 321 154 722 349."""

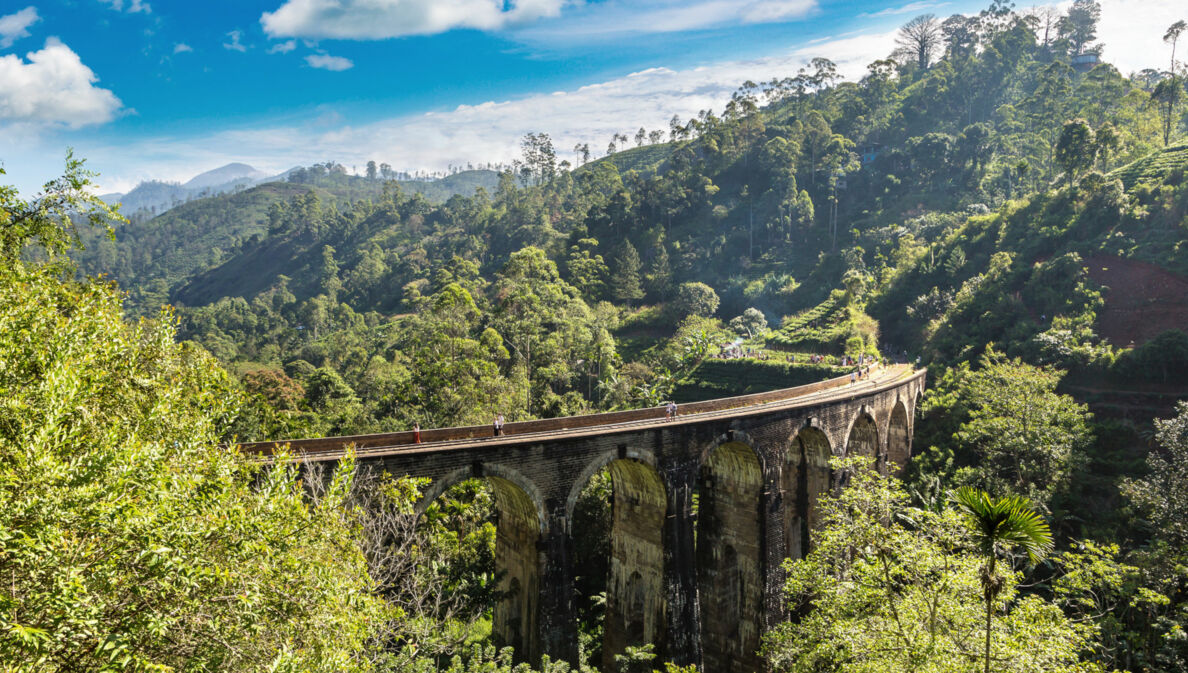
77 182 318 306
871 143 1188 375
73 169 500 312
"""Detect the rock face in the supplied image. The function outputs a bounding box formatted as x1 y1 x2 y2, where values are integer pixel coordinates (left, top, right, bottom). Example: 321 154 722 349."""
242 366 925 670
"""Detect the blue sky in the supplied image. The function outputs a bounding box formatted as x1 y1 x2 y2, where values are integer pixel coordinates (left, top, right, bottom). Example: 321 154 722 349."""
0 0 1180 195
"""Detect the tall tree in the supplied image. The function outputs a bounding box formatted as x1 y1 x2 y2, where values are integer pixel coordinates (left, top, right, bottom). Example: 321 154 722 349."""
1060 0 1101 55
952 487 1053 673
609 241 645 305
1165 19 1187 71
1152 74 1185 146
1121 401 1188 547
1055 118 1096 186
896 14 942 70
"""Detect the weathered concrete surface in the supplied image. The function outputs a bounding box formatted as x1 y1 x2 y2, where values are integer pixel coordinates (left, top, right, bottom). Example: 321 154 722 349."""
245 366 925 670
603 458 669 668
697 442 764 673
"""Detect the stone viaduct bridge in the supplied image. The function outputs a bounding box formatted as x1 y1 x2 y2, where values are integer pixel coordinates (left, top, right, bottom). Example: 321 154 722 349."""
242 364 926 672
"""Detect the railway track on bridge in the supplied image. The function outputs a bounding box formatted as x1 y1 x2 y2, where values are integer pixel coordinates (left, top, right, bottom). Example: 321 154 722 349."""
241 364 919 462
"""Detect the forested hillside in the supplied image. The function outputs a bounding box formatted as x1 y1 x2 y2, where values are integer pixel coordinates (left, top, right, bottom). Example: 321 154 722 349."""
73 0 1185 440
7 0 1188 670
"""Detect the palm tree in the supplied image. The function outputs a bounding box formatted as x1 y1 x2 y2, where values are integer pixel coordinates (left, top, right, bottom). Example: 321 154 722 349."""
952 486 1053 673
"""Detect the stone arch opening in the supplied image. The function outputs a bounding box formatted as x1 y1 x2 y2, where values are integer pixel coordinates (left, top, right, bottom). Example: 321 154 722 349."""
419 470 543 663
696 441 764 673
568 454 669 671
886 401 911 475
785 426 833 558
846 412 880 461
841 412 880 488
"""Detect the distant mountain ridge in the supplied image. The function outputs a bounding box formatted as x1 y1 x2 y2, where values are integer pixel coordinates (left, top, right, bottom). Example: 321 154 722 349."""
101 163 280 217
101 162 501 218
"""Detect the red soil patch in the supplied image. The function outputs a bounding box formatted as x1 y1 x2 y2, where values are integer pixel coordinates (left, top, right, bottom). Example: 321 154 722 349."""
1084 255 1188 347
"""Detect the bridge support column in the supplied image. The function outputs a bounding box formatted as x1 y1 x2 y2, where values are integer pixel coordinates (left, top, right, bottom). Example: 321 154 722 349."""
763 457 788 631
664 472 701 668
603 459 671 670
696 443 764 673
539 512 578 666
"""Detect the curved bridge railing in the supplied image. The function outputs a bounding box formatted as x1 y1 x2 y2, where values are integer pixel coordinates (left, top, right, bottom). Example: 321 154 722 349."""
239 363 919 458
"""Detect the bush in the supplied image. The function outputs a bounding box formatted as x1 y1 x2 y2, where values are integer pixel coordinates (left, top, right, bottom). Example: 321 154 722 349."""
671 281 720 318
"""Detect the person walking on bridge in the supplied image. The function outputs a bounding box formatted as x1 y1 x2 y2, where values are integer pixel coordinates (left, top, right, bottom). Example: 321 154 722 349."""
493 414 505 436
666 400 678 421
413 422 421 444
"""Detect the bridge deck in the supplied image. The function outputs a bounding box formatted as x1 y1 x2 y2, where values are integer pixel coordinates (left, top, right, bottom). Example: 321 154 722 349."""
240 364 918 462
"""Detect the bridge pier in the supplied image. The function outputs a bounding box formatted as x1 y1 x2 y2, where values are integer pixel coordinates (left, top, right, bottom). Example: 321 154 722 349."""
540 511 578 665
663 465 701 668
696 440 764 673
602 457 670 669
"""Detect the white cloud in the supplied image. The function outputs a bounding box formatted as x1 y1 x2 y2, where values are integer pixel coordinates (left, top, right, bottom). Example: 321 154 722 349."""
306 52 353 70
861 1 950 18
262 0 822 42
9 0 1182 196
0 38 123 128
268 39 297 54
0 6 39 48
173 42 193 54
261 0 565 39
223 30 247 52
511 0 820 43
99 0 151 13
53 29 892 194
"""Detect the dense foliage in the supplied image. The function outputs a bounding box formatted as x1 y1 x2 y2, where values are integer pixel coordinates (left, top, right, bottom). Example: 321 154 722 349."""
6 0 1188 669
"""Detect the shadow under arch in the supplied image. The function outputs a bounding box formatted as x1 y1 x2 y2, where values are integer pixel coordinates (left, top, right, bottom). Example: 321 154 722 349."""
417 464 545 663
567 450 669 670
845 410 880 461
886 399 911 475
696 440 765 673
785 425 832 558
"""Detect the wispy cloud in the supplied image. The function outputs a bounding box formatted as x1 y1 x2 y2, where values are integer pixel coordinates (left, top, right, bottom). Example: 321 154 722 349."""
0 38 123 128
262 0 565 40
510 0 819 44
173 42 193 54
74 28 895 193
306 53 354 71
268 39 297 54
13 0 1180 197
99 0 151 14
223 30 247 52
259 0 819 41
0 6 39 49
861 1 949 18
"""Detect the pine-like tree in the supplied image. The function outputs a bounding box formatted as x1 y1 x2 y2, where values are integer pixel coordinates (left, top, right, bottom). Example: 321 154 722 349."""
610 241 645 305
645 244 673 300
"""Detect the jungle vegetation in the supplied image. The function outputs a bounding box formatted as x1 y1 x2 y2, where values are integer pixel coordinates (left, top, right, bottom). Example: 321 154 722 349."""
5 0 1188 670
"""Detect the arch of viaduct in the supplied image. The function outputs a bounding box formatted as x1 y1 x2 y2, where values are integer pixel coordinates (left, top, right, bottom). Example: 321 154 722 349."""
242 365 926 671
